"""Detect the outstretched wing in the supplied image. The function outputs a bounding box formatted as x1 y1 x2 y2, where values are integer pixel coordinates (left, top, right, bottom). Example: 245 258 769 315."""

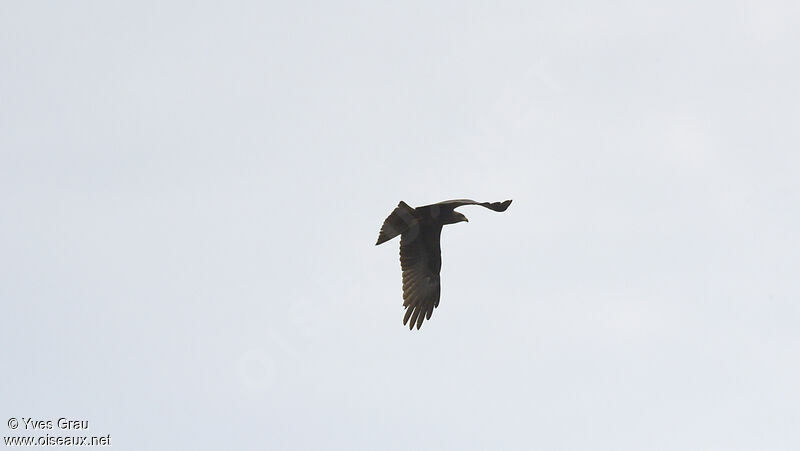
399 224 443 330
430 199 512 212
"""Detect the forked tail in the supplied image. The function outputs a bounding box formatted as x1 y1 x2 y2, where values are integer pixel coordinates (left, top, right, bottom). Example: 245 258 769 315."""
375 201 417 245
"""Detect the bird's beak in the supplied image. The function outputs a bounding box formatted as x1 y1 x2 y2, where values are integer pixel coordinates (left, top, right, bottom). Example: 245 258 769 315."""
463 217 469 223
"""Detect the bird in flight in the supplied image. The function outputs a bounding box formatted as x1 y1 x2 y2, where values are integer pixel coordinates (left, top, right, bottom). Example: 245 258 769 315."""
376 199 512 330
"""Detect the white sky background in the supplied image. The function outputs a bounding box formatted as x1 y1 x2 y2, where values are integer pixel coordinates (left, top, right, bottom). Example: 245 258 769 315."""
2 1 799 449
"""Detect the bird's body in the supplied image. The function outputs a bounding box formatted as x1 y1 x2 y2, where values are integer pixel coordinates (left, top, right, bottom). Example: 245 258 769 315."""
376 199 512 329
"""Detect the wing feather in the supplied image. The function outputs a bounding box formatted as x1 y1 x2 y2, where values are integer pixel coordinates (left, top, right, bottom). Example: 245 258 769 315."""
427 199 512 212
399 224 442 330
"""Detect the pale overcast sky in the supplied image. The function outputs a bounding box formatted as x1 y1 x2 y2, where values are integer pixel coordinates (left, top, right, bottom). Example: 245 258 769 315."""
2 1 799 450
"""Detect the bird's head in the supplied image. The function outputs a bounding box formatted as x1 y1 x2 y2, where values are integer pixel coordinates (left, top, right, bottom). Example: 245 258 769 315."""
449 211 469 225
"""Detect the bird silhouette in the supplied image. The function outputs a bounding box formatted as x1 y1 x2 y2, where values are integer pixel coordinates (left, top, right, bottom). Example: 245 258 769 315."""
376 199 512 329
